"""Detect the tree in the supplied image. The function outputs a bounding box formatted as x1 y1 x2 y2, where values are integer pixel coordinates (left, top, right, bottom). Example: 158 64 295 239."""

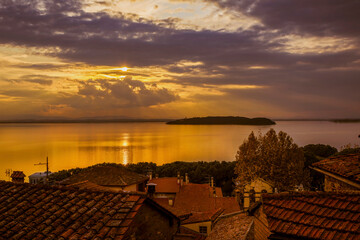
235 129 310 191
337 143 360 155
301 144 337 191
302 144 338 158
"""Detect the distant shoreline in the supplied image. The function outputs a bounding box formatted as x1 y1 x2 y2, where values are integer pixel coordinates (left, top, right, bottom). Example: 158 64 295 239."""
275 119 360 123
167 116 276 125
0 119 171 124
0 118 359 124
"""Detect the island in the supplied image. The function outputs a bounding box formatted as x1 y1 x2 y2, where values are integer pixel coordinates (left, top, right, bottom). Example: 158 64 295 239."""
166 116 276 125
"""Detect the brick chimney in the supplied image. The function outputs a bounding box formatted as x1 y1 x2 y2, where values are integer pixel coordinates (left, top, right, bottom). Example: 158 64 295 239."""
147 183 157 198
210 177 214 188
180 176 184 186
185 173 189 184
147 171 153 180
11 171 26 183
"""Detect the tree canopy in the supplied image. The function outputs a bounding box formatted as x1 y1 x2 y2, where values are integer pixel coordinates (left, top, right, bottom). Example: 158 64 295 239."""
235 129 310 191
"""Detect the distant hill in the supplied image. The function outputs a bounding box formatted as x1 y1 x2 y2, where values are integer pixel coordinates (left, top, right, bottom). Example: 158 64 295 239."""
330 119 360 123
166 116 276 125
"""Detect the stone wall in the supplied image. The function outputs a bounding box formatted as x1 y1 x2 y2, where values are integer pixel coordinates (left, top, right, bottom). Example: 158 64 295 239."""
324 175 358 192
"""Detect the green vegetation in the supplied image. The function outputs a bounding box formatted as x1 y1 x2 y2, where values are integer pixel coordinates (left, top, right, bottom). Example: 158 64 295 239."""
49 139 358 194
127 161 236 196
49 161 236 196
301 144 338 191
336 143 360 155
166 116 275 125
235 129 310 191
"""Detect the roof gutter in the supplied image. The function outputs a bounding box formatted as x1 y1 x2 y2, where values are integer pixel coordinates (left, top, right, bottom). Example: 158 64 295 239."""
309 166 360 189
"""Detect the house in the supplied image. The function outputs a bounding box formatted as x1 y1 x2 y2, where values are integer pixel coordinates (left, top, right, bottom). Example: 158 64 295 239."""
181 209 224 235
235 178 274 210
0 181 179 239
205 212 254 240
310 154 360 191
147 177 180 199
148 176 241 236
257 192 360 239
60 164 149 192
29 171 52 184
10 171 26 183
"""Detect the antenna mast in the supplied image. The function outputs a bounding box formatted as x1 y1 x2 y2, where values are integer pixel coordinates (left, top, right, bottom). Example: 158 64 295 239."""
34 156 49 184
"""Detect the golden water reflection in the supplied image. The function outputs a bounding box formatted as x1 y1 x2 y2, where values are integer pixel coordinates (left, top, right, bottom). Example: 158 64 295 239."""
0 122 359 181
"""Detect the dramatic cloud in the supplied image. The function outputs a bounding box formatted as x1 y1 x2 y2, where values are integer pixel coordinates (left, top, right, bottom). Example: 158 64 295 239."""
0 0 359 119
210 0 360 38
63 77 179 109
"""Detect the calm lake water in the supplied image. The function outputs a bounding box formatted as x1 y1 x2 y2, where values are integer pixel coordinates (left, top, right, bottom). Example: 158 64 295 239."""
0 121 359 181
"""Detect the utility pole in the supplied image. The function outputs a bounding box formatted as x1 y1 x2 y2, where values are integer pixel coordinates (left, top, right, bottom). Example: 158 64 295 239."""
35 156 49 184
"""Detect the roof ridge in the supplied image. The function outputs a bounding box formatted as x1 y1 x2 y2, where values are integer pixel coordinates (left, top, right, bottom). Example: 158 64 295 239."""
263 191 360 199
0 181 145 196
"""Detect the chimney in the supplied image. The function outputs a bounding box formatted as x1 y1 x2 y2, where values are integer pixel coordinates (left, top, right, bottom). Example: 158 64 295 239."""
249 187 256 204
155 173 159 179
177 172 180 184
148 171 153 180
185 173 189 184
180 176 184 186
11 171 26 184
235 189 244 210
147 183 157 198
210 177 214 188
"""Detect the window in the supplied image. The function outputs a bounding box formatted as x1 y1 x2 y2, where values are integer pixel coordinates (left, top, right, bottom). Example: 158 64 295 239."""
199 226 207 234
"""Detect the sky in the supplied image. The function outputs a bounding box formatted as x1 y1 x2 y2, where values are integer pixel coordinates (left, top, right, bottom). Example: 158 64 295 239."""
0 0 359 120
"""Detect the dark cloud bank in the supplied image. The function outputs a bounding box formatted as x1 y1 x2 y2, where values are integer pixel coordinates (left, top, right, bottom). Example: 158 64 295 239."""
0 0 359 118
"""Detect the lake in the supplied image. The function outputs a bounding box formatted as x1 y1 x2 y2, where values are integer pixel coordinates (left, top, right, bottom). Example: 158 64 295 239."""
0 121 359 181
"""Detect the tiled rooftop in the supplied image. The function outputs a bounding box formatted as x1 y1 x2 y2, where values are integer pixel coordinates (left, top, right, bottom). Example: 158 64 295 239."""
68 180 119 192
262 192 360 240
182 209 223 224
154 183 240 219
148 177 180 193
60 165 149 187
205 213 254 240
0 181 148 239
312 154 360 183
10 171 26 179
173 184 240 215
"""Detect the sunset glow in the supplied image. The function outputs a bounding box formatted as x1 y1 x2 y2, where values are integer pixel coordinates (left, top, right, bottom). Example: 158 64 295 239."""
0 0 358 120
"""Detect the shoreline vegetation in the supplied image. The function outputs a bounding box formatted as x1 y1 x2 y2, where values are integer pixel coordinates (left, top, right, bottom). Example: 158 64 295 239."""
167 116 276 125
47 143 359 195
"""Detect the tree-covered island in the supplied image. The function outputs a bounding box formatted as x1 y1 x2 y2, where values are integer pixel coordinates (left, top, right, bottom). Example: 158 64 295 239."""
166 116 275 125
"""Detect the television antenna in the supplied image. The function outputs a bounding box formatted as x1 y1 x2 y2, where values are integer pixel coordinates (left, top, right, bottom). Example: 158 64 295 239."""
5 169 12 181
35 156 49 183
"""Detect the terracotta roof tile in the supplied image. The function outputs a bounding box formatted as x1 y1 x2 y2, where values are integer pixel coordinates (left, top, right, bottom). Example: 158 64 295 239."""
0 181 150 239
148 177 180 193
154 183 240 219
312 154 360 184
11 171 26 179
262 191 360 239
182 209 223 224
205 213 253 240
